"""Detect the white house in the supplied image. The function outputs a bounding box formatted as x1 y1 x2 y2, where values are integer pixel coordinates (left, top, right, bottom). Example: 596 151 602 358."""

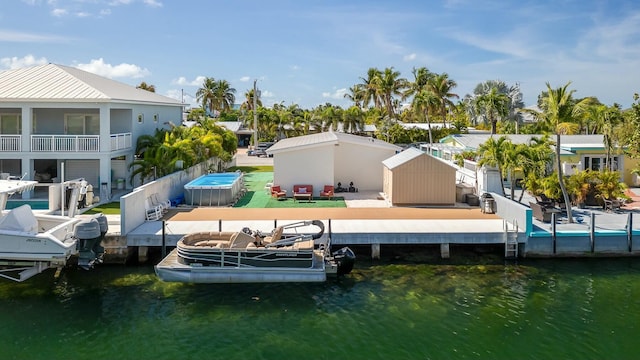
267 132 401 195
0 63 184 200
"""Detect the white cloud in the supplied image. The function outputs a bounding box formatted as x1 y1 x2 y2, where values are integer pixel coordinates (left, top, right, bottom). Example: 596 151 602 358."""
0 30 69 42
165 88 195 105
172 75 206 86
51 8 67 17
75 58 150 79
261 90 274 98
0 55 48 69
403 53 416 61
290 65 300 71
143 0 163 7
108 0 132 5
239 76 250 82
322 88 347 99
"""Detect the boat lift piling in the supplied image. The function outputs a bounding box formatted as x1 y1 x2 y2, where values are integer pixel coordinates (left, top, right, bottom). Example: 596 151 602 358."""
162 220 166 258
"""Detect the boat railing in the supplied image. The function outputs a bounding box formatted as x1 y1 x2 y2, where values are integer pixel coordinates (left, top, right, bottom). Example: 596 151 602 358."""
264 234 313 248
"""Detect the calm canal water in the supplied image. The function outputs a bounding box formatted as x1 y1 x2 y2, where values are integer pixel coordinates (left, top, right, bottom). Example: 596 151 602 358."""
1 257 639 360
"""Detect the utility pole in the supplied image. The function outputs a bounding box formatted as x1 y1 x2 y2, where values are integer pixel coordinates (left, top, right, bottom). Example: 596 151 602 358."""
253 79 258 149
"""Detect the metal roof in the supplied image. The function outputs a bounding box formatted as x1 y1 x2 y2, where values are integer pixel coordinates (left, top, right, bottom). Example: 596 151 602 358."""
0 63 182 105
383 147 457 170
441 134 605 151
267 131 401 153
382 147 424 169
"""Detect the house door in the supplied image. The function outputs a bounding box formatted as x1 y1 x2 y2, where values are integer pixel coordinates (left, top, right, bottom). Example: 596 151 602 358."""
65 114 99 135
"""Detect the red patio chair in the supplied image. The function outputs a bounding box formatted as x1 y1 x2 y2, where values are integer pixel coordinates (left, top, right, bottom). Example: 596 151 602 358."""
320 185 334 200
271 185 287 199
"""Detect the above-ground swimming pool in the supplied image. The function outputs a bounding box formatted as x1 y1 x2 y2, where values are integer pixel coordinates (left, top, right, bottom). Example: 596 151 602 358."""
184 172 244 206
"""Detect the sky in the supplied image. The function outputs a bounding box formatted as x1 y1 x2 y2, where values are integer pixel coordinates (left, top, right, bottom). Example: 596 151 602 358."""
2 0 640 110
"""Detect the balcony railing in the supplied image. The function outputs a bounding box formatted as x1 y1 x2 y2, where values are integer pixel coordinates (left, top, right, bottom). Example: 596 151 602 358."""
31 135 100 152
27 132 132 152
0 135 21 151
110 133 132 151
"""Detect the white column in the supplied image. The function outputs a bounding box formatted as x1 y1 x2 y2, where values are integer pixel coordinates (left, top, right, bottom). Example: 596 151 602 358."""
99 105 110 153
21 106 32 152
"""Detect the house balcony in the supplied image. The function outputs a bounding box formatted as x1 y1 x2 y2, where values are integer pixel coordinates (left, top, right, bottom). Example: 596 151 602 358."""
0 133 132 152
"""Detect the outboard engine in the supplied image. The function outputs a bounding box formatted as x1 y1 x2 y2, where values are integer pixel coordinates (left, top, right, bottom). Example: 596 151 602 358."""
74 218 101 270
332 247 356 276
92 213 107 263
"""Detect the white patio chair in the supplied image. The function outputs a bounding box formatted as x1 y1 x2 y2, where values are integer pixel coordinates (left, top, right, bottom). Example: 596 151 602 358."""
145 198 162 221
151 193 171 213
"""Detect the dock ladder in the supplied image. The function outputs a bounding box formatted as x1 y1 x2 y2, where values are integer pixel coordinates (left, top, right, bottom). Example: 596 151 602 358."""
504 219 519 259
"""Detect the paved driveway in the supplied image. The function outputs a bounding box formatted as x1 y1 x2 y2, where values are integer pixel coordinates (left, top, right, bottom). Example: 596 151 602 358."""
235 148 274 166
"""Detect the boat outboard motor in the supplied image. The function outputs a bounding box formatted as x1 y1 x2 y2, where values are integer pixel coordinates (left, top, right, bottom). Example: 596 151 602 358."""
92 213 108 263
74 218 101 270
332 247 356 276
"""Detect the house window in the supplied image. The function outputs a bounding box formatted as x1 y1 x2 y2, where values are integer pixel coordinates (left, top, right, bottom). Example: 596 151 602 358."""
153 114 159 122
137 114 144 123
65 114 99 135
0 114 21 134
583 155 618 171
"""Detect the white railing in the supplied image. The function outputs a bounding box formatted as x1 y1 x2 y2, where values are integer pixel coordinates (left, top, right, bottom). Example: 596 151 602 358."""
0 135 21 151
463 159 478 172
110 132 132 151
31 135 100 152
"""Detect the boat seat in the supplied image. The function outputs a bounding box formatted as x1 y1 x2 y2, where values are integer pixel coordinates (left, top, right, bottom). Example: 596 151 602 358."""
293 239 314 250
229 231 257 249
0 204 38 233
263 226 284 245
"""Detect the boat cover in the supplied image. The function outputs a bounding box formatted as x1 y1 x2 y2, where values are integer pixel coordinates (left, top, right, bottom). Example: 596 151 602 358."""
0 205 38 233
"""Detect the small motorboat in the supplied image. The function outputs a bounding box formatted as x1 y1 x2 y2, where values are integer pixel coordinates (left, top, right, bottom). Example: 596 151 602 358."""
0 179 107 282
155 220 355 283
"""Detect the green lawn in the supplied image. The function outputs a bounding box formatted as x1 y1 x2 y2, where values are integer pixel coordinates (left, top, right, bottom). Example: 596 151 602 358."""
83 201 121 214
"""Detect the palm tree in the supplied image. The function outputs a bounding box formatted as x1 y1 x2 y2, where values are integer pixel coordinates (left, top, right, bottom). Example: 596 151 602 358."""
477 136 509 196
241 88 262 111
538 82 591 223
474 87 509 134
344 85 365 109
320 103 343 131
373 67 407 119
196 77 217 115
404 67 433 100
517 136 554 202
586 104 622 171
136 81 156 92
428 73 459 128
212 79 236 112
413 89 439 146
342 106 365 133
360 67 382 110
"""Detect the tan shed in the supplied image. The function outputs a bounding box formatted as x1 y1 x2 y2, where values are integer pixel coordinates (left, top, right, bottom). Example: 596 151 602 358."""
382 147 456 206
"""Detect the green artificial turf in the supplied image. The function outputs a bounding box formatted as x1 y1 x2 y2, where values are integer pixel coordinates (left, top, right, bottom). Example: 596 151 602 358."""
83 202 121 214
265 197 346 208
234 171 347 208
